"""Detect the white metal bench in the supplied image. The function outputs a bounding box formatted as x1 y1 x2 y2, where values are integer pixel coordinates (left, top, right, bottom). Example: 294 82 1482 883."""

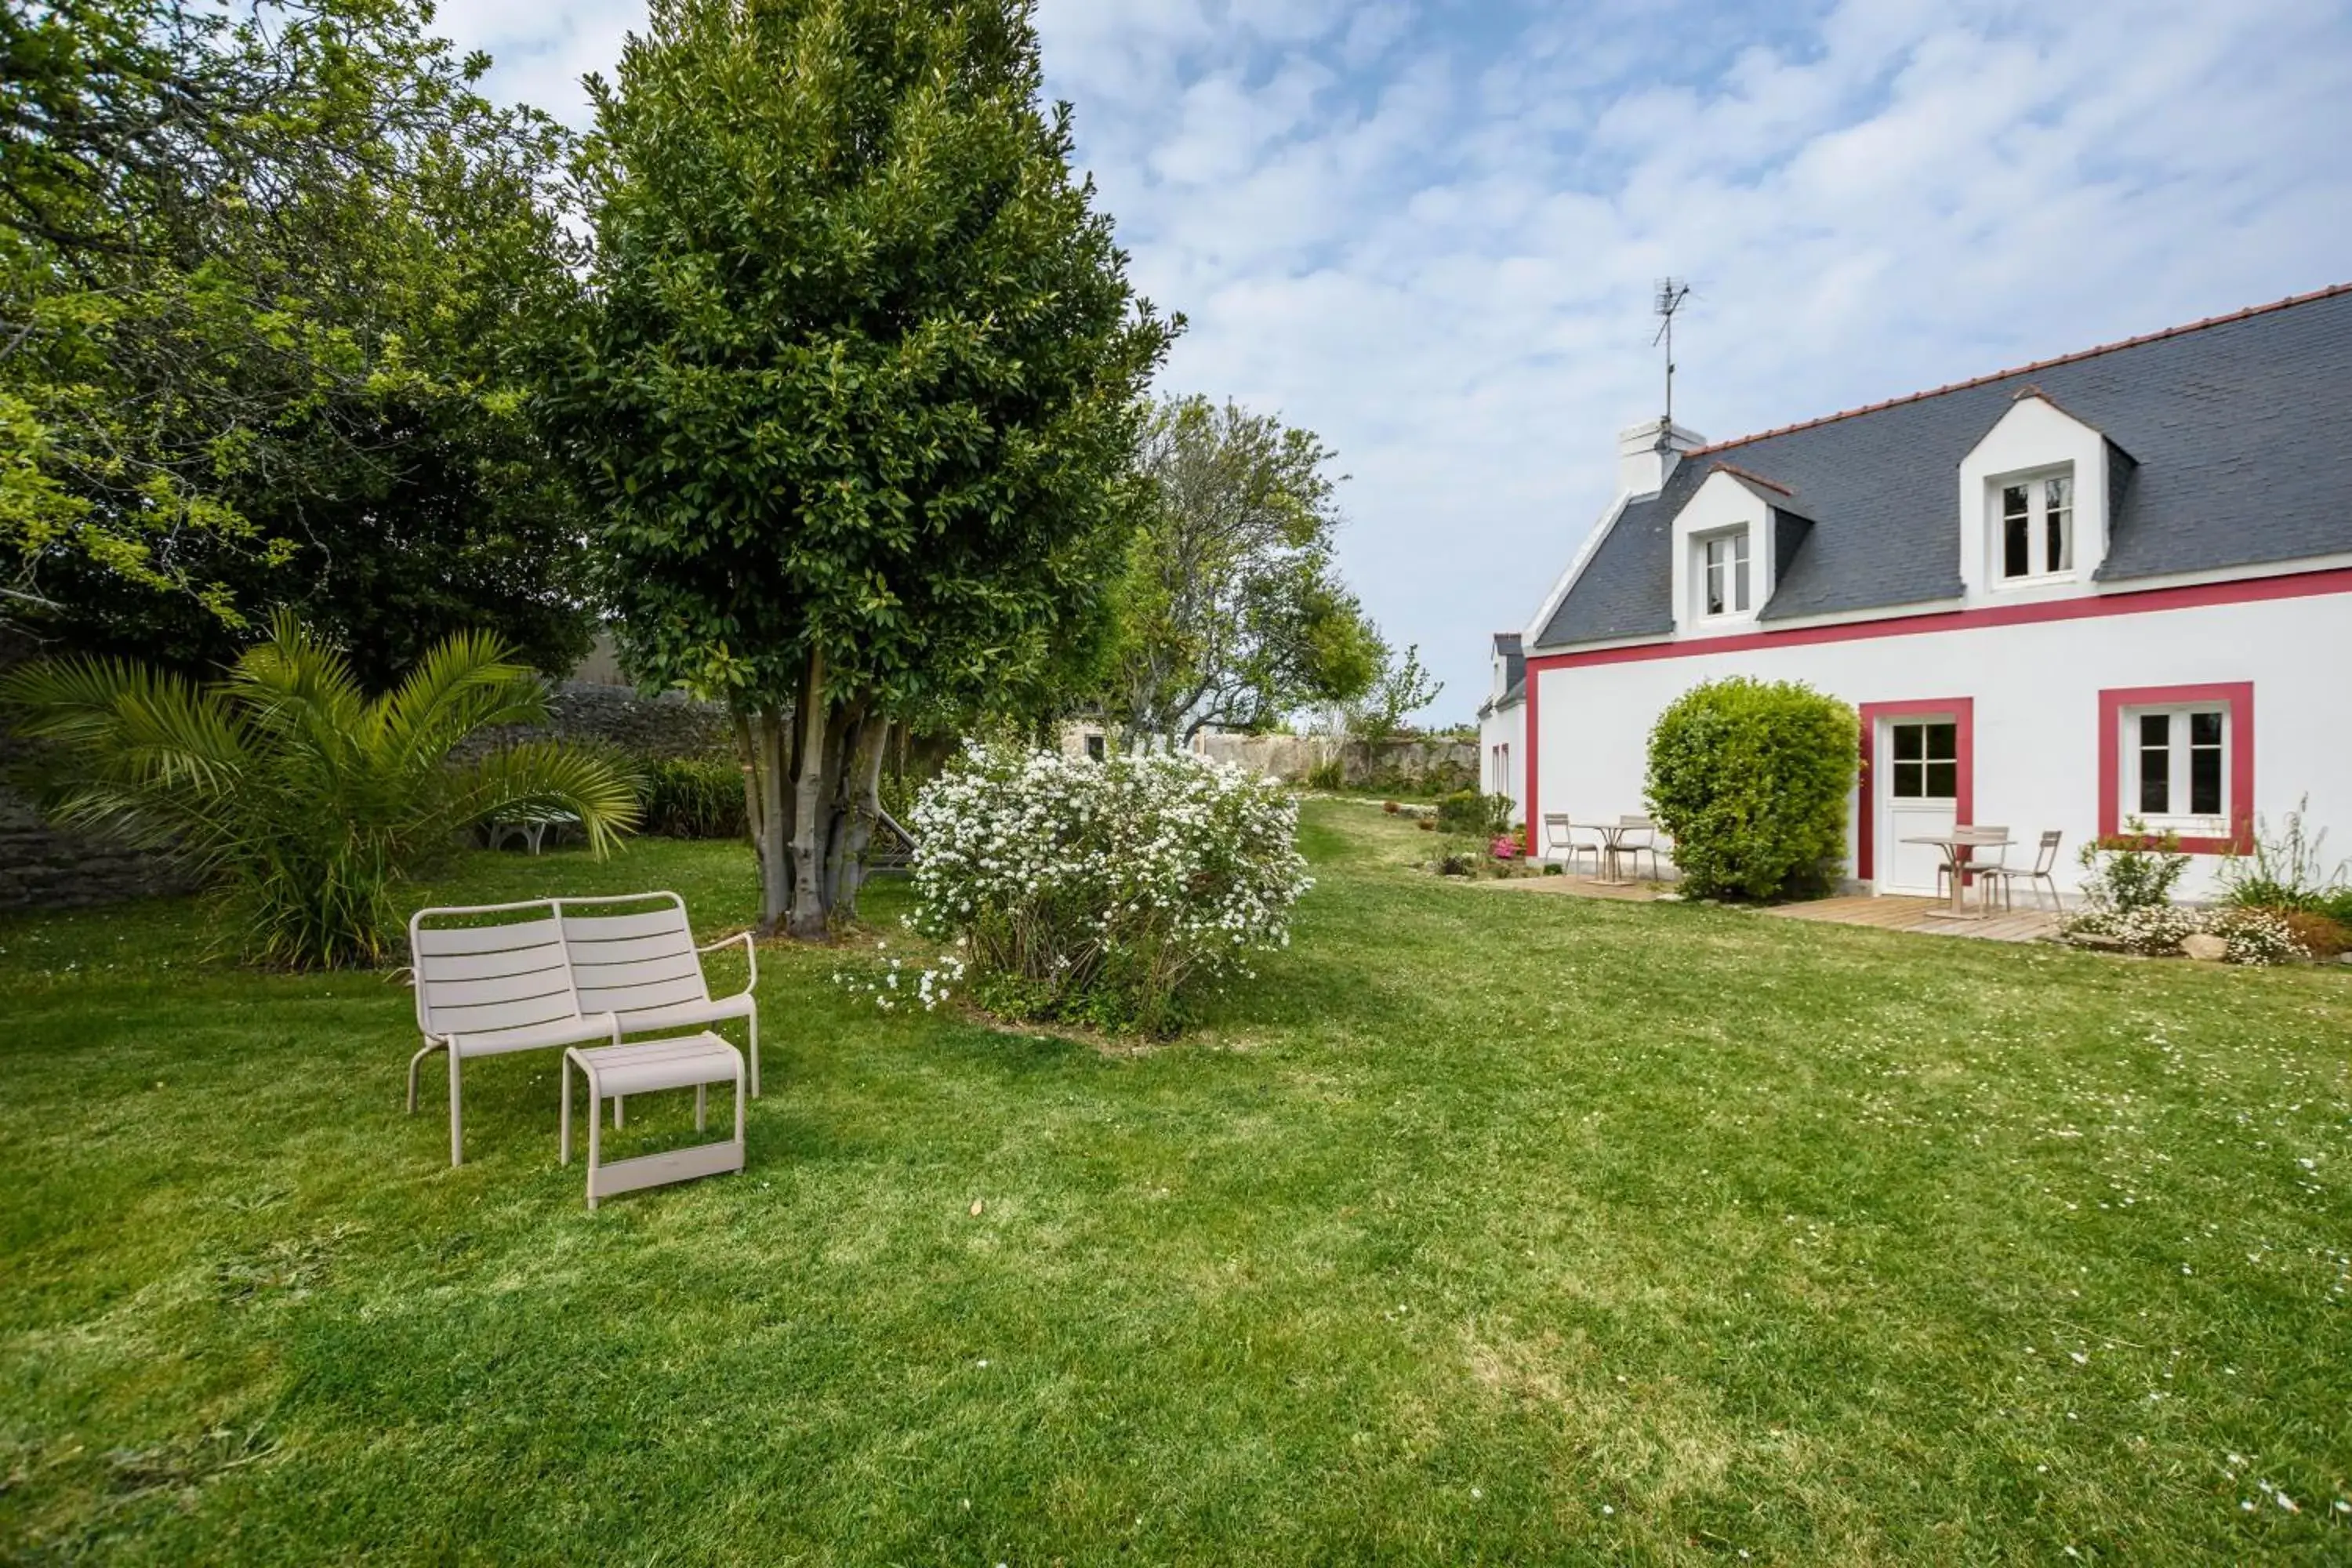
563 1033 744 1209
407 892 759 1167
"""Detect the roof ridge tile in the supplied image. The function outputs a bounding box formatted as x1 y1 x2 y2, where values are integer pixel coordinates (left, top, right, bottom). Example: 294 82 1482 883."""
1688 281 2352 456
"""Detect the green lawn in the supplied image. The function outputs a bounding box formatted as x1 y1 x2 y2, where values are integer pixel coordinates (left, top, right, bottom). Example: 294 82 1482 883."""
2 802 2347 1563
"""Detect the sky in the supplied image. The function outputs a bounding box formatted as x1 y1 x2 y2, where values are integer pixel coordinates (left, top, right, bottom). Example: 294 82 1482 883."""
441 0 2352 724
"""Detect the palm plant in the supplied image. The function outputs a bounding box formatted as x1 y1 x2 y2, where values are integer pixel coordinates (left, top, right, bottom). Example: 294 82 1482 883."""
1 612 641 968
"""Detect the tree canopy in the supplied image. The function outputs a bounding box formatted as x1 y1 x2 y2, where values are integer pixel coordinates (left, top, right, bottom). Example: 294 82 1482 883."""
548 0 1173 936
1104 394 1380 746
1 0 594 681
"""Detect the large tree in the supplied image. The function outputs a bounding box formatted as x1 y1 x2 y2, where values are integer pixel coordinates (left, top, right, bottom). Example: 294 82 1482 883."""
0 0 595 679
548 0 1172 938
1105 395 1380 747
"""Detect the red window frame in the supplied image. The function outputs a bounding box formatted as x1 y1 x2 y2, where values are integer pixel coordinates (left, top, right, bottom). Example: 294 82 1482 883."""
2096 682 2253 854
1856 698 1976 884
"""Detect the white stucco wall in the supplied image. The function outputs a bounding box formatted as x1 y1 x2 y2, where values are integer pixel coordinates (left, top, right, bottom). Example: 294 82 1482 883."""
1530 585 2352 899
1479 698 1526 822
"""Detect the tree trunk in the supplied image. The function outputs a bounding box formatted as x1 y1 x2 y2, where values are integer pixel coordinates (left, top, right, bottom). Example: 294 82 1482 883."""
751 706 792 937
835 714 889 919
786 648 831 941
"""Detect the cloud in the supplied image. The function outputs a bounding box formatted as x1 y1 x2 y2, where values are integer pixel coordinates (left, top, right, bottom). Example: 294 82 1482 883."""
448 0 2352 722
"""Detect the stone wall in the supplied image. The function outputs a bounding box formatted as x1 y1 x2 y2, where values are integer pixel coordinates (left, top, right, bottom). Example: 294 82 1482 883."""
0 736 198 912
467 681 737 761
1193 733 1479 792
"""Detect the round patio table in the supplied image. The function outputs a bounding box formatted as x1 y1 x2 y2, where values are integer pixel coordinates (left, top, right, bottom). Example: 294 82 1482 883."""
1573 821 1638 886
1901 833 2013 920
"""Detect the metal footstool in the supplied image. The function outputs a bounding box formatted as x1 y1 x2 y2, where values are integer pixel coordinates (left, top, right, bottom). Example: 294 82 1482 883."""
561 1033 745 1210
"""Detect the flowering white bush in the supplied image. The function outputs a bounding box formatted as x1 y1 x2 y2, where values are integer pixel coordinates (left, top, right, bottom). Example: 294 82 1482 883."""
2063 903 2202 956
2200 906 2307 967
906 743 1310 1032
2061 903 2309 964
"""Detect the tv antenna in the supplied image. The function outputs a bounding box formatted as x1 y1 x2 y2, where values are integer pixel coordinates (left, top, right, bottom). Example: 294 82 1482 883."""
1652 277 1692 427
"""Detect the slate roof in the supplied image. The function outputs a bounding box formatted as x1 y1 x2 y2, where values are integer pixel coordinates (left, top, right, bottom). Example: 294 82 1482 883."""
1534 284 2352 649
1478 632 1525 715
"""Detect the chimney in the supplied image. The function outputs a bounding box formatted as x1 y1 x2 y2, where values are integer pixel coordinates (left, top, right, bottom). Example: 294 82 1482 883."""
1617 416 1705 498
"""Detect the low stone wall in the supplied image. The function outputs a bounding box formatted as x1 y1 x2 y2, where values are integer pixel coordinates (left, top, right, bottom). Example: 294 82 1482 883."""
0 750 196 913
464 681 737 762
1194 734 1479 792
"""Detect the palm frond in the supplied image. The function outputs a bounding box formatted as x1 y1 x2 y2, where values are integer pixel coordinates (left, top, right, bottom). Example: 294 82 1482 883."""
0 654 256 861
5 614 642 970
374 626 552 776
430 741 644 858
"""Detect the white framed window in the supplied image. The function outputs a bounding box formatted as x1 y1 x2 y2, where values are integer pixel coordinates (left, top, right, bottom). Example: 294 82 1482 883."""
2123 705 2227 829
1994 469 2073 583
1700 530 1751 618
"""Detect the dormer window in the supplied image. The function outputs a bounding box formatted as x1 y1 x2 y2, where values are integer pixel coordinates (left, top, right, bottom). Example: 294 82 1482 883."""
1994 468 2074 583
1701 531 1751 617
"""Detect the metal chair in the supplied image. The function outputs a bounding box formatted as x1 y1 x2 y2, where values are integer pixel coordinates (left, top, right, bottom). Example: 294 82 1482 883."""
1981 830 2063 912
1541 813 1602 877
1935 825 2010 906
1617 815 1666 880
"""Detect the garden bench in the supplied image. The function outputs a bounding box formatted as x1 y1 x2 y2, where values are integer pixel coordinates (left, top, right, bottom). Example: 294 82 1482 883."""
562 1032 745 1210
407 892 759 1167
485 808 582 855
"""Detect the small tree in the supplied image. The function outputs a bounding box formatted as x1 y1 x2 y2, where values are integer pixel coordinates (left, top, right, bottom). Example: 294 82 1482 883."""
1105 395 1380 746
1645 677 1857 900
1348 640 1442 745
548 0 1172 938
0 612 641 968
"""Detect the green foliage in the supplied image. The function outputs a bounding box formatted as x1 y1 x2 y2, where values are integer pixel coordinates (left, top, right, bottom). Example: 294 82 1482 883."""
637 757 746 840
1305 756 1345 791
2320 887 2352 929
1104 396 1379 744
1435 789 1511 837
546 0 1171 933
2219 796 2344 913
2 0 593 675
1348 641 1443 745
2078 822 2191 913
1644 677 1857 901
0 611 638 967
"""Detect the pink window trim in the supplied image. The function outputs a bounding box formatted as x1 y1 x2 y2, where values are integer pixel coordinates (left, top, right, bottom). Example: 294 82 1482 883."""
2096 682 2254 855
1856 699 1976 884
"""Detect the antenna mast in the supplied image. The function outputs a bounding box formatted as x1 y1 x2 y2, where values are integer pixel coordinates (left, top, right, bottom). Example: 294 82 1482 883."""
1652 277 1692 428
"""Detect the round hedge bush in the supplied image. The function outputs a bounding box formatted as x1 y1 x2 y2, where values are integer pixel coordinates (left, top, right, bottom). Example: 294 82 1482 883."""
1644 677 1857 901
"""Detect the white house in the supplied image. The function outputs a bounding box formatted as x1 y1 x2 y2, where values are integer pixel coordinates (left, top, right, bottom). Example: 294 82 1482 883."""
1512 284 2352 899
1476 632 1526 820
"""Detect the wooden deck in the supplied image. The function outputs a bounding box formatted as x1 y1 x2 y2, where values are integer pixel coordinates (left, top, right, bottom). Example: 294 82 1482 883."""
1478 877 2063 942
1760 894 2061 944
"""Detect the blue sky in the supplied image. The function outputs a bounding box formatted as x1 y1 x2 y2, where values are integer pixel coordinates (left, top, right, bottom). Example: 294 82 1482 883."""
444 0 2352 722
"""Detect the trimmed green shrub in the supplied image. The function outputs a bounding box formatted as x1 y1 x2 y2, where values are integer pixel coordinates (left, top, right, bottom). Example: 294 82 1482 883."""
637 757 746 839
1644 677 1857 901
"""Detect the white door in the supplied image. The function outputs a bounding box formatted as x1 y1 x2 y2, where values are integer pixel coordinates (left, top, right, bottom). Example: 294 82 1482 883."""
1877 717 1958 895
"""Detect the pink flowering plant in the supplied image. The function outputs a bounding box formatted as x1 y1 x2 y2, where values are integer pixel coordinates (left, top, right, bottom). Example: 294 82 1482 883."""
902 743 1309 1033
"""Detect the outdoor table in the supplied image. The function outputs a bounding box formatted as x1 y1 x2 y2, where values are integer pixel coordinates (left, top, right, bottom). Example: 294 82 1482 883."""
1573 821 1637 885
1901 833 2013 919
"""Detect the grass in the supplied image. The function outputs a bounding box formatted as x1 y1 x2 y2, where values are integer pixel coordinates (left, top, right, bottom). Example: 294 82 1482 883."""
2 800 2347 1563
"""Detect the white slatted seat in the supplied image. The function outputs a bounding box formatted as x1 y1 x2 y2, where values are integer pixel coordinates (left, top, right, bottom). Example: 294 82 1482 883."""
407 892 759 1167
562 1032 745 1210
